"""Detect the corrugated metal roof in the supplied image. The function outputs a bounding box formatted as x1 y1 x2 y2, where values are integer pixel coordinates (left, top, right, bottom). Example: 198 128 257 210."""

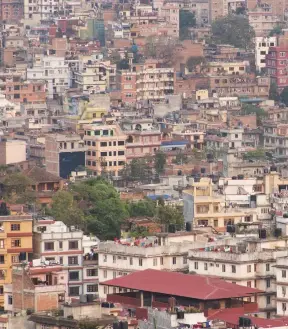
101 269 262 301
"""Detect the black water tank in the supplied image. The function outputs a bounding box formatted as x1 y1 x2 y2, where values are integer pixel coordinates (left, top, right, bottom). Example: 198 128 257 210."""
113 322 119 329
168 224 176 233
275 228 282 238
177 170 182 176
232 176 237 180
87 294 94 302
177 311 185 319
186 222 192 232
239 317 252 327
201 168 206 174
227 225 235 233
264 168 269 174
238 174 244 180
271 165 277 172
207 153 213 160
120 322 128 329
259 229 267 239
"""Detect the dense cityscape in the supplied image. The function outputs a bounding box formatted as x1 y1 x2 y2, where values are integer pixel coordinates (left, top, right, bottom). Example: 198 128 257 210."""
0 0 288 328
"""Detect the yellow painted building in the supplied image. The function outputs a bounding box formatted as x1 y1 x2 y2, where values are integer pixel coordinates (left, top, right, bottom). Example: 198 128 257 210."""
0 215 33 306
183 178 256 231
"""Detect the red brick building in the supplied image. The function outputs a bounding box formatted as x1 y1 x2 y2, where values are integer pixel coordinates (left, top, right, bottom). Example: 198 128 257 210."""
267 46 288 91
0 0 23 22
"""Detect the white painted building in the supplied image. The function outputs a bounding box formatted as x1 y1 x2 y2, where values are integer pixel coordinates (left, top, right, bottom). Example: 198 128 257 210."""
24 0 63 23
189 239 288 318
27 55 71 99
275 256 288 316
33 219 98 298
255 36 277 72
98 233 208 298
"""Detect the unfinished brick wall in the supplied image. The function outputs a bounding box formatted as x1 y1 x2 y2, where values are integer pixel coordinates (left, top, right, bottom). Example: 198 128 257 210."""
36 293 59 312
12 269 35 312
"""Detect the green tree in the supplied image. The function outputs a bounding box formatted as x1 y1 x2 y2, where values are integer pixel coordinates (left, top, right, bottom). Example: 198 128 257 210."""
280 87 288 106
269 82 280 102
179 10 196 40
154 151 166 175
211 14 255 50
127 199 156 217
235 6 246 15
241 104 267 125
243 149 266 160
144 36 178 66
269 25 283 37
121 158 153 184
172 151 189 164
186 56 206 73
2 173 35 204
156 204 184 229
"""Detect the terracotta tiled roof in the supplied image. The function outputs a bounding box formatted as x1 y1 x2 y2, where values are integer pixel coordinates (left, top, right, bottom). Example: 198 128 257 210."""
23 166 61 183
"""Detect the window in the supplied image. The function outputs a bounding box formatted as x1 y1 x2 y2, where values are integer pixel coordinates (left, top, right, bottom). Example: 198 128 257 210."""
153 258 157 266
8 295 12 305
195 262 198 270
59 241 63 249
0 256 4 264
101 152 107 157
266 296 271 305
282 270 287 278
247 281 251 288
283 286 286 296
59 257 63 264
68 241 78 250
266 264 270 271
87 269 98 277
247 265 252 273
11 224 20 231
266 279 271 288
139 258 143 266
222 264 226 272
283 303 287 311
104 270 107 278
172 257 176 265
113 271 116 278
68 256 78 265
130 257 133 265
118 141 125 146
44 242 54 251
204 263 208 270
11 239 21 247
183 257 187 264
113 255 116 263
0 286 3 295
69 286 80 296
100 142 107 147
118 151 125 156
69 271 79 281
160 257 163 265
87 284 98 292
232 265 236 273
103 255 107 262
12 255 19 263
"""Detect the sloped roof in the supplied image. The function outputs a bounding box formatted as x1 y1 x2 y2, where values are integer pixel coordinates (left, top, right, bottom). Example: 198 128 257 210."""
23 166 61 183
101 269 262 301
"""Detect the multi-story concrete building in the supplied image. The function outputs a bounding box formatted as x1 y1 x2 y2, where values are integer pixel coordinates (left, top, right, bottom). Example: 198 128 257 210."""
136 63 175 103
98 233 204 298
189 239 288 318
84 124 126 176
255 36 277 72
248 5 280 37
33 219 98 299
0 214 33 307
183 178 257 229
209 0 245 22
267 46 288 91
0 140 26 165
247 0 288 21
27 55 71 99
0 0 23 22
117 71 137 104
75 59 115 94
263 123 288 157
24 0 62 22
205 61 249 76
121 118 162 162
45 134 86 179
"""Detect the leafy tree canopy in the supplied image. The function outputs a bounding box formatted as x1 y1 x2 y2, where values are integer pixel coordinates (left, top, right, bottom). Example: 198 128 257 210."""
269 25 283 37
280 87 288 106
186 56 206 73
179 10 196 40
211 14 255 50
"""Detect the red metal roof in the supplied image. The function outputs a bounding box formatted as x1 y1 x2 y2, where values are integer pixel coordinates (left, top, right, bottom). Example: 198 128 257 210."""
209 308 288 328
102 269 262 301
